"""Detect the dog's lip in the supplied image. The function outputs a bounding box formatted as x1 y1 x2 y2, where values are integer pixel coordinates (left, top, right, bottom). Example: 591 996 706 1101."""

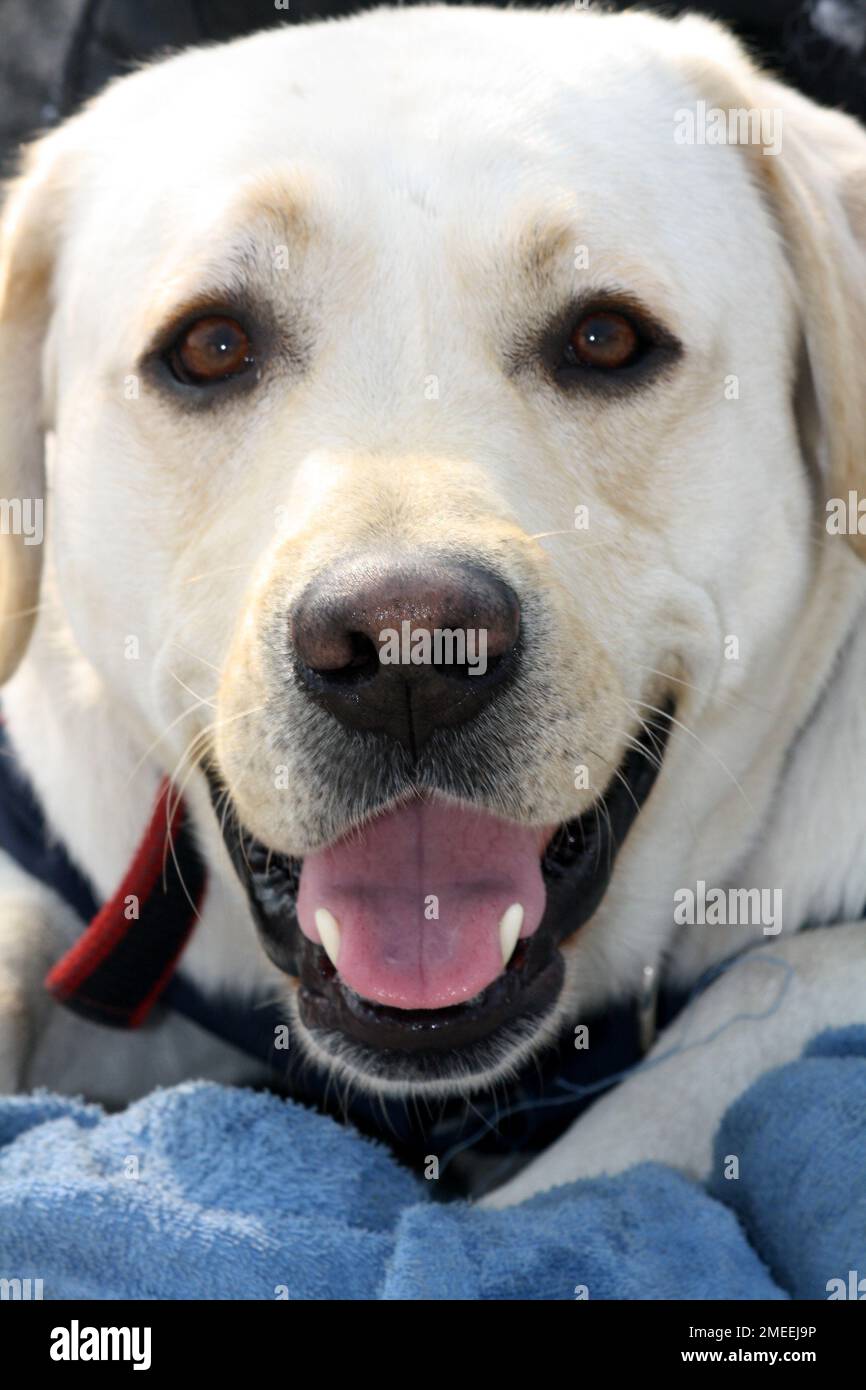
207 701 673 1056
298 939 564 1052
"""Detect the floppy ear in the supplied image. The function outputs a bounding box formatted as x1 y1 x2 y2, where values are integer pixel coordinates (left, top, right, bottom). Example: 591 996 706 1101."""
674 17 866 561
0 132 68 682
755 81 866 561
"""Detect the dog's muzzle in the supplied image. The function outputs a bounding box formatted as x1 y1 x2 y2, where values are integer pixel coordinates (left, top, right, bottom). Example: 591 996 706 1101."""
209 732 671 1086
211 554 672 1085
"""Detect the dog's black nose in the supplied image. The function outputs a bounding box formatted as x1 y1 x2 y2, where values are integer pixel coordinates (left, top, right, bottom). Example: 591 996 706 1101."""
291 557 520 750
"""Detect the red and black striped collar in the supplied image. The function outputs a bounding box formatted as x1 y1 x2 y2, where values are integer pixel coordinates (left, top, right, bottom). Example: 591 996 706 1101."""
0 724 286 1060
44 779 206 1028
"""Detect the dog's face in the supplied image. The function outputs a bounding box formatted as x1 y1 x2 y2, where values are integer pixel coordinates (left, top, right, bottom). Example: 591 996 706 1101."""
1 7 865 1094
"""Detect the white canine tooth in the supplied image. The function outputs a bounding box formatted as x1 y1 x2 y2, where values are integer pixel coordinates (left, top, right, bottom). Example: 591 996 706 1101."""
499 903 524 967
314 908 341 968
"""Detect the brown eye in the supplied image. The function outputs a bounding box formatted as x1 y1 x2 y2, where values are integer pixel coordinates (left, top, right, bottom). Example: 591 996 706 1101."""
168 315 253 385
568 311 640 370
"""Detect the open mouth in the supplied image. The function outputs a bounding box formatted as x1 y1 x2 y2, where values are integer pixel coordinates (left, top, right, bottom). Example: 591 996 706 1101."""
209 704 672 1077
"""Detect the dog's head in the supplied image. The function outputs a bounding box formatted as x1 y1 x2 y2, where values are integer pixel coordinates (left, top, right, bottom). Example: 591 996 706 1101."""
2 7 865 1094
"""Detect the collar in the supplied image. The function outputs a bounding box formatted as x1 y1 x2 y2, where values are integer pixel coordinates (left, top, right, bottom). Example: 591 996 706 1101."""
0 723 292 1061
44 779 206 1027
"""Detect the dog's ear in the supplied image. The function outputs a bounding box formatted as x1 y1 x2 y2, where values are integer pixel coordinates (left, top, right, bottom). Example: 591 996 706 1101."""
0 129 71 682
753 80 866 562
673 16 866 561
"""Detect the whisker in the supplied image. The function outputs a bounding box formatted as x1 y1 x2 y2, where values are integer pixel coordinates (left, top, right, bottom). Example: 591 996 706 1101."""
613 720 694 827
168 669 218 710
630 662 771 717
608 724 664 775
0 602 47 625
170 640 222 676
621 695 754 812
161 704 264 835
161 792 203 921
126 699 213 785
524 531 623 549
584 742 644 821
180 563 257 586
218 786 235 843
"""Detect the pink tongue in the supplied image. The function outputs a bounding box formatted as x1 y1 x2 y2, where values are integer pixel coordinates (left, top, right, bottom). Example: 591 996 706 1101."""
297 799 547 1010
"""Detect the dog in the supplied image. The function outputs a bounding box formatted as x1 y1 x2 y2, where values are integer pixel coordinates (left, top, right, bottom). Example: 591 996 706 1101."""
0 3 865 1206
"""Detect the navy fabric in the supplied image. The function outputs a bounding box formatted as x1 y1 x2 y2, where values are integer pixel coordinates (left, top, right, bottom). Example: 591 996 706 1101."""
0 724 289 1062
0 730 99 924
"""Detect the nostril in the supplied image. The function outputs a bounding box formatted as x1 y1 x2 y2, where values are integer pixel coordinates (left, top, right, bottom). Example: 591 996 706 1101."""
316 631 380 685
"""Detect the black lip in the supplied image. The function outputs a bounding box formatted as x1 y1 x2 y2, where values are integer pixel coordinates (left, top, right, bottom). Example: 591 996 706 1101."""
207 703 672 1067
298 940 565 1055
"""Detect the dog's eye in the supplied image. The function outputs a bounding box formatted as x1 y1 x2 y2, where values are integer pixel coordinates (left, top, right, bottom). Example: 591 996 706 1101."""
566 311 641 370
166 316 254 385
544 300 683 393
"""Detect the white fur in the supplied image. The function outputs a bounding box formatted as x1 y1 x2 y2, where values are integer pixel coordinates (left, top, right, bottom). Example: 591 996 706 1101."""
0 7 863 1198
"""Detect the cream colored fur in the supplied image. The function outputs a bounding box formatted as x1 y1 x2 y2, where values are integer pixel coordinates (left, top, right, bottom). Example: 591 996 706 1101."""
0 6 864 1199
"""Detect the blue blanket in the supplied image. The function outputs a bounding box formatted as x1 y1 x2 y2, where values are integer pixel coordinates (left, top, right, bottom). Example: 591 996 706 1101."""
1 1028 864 1300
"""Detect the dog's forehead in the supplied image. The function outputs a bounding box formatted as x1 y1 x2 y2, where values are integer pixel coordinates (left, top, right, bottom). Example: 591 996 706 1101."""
56 7 772 344
68 9 735 222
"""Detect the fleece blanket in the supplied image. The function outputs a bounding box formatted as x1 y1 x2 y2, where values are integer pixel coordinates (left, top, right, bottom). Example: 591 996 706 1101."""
0 1027 864 1300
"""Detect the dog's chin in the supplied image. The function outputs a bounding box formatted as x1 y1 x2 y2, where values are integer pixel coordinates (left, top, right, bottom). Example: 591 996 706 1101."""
208 705 672 1094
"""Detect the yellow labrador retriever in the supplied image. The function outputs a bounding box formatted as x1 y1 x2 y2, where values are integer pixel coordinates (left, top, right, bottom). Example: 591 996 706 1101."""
0 4 865 1204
